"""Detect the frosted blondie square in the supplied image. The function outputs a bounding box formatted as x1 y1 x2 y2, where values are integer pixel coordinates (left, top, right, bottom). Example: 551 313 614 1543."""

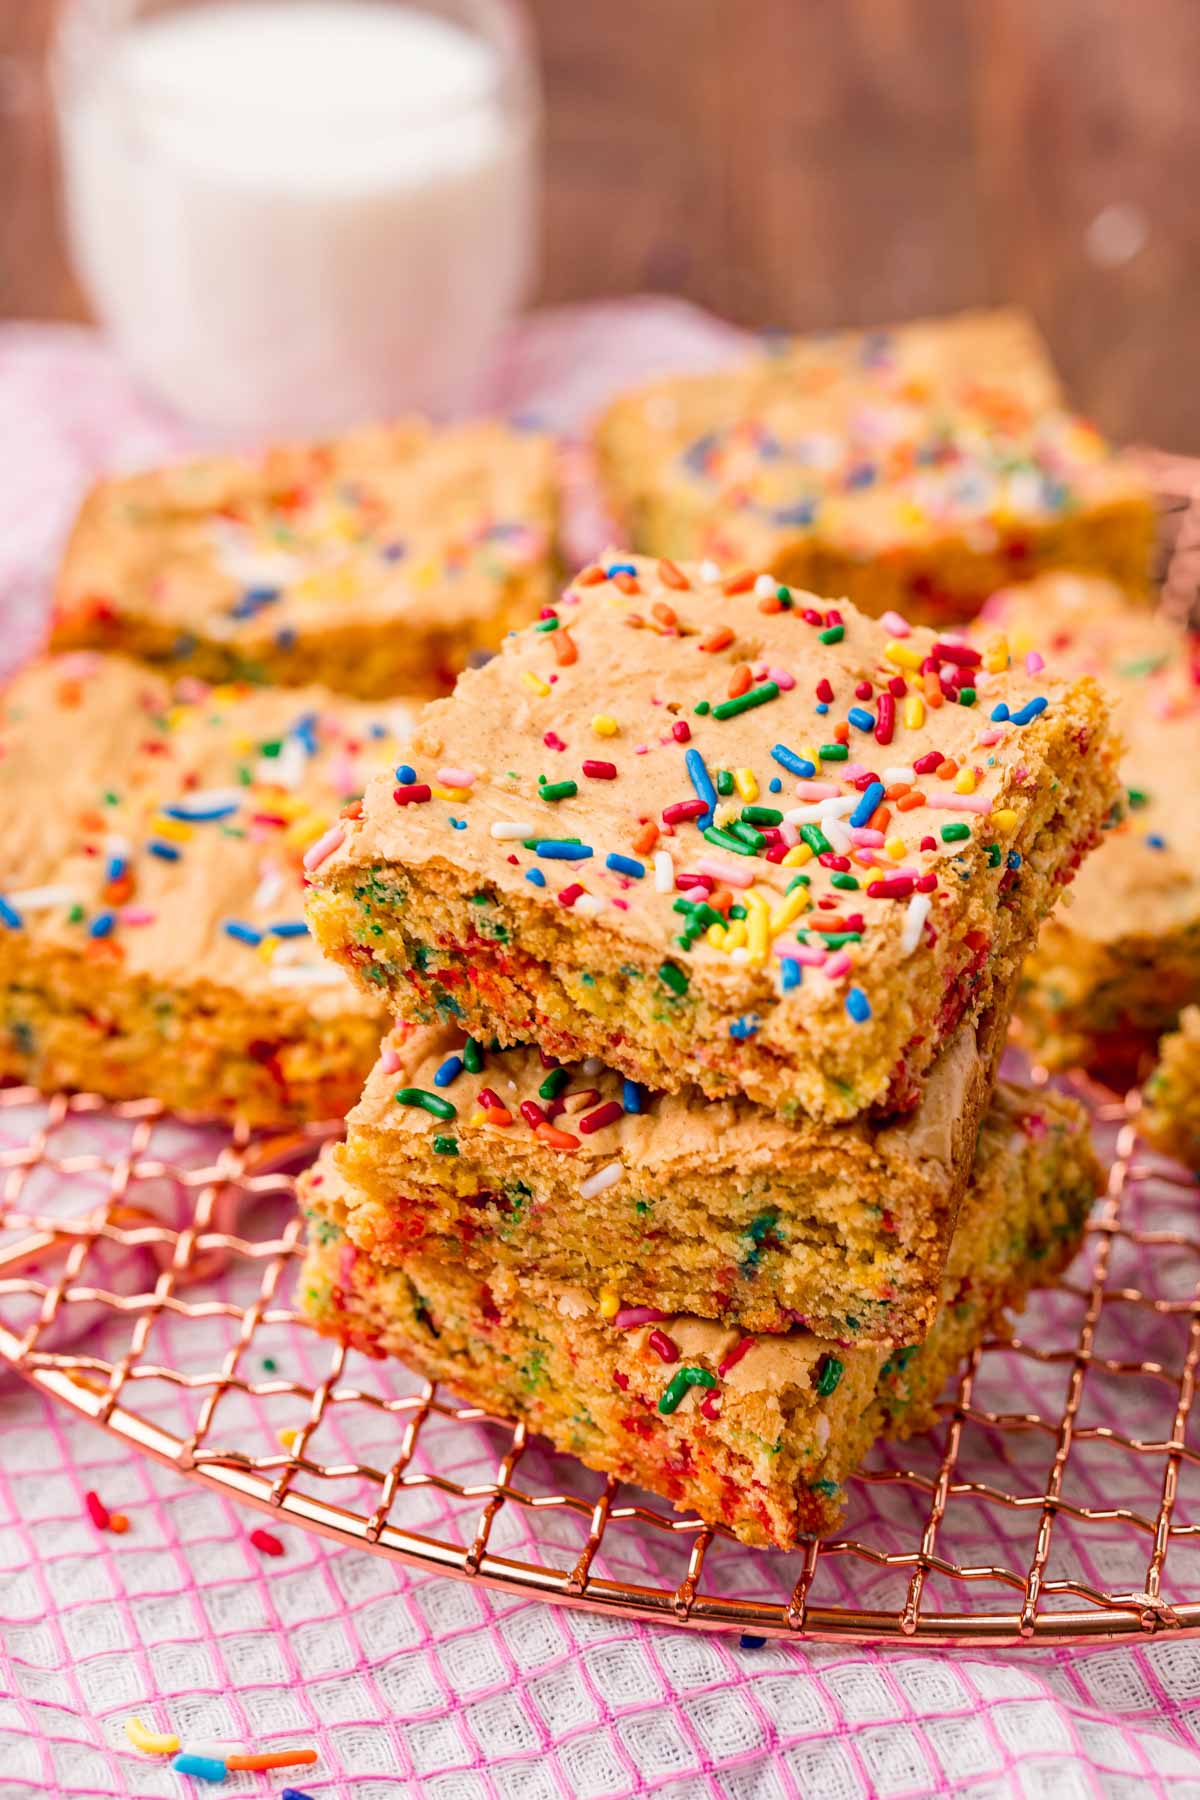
52 420 558 699
306 554 1119 1122
595 308 1153 627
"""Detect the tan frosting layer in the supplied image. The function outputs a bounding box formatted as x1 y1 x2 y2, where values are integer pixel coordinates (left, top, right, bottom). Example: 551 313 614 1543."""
0 652 413 1016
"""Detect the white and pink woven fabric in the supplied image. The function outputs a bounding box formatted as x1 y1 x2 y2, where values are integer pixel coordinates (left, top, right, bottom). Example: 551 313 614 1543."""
3 305 1200 1800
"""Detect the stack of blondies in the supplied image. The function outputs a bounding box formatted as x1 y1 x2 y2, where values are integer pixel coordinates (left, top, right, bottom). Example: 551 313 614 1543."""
298 551 1116 1547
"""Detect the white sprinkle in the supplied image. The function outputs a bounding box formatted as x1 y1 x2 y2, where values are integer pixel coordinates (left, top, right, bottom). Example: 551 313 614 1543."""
261 735 308 790
574 893 605 917
490 820 536 840
900 893 932 956
268 964 350 989
582 1057 604 1076
784 795 858 825
177 786 244 812
729 946 751 964
654 850 675 893
754 573 778 597
699 560 721 583
580 1161 623 1200
881 766 915 785
6 885 77 912
823 816 851 854
251 866 286 911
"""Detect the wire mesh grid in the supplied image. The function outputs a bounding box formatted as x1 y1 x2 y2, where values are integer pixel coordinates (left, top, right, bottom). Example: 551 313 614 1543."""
0 1068 1199 1650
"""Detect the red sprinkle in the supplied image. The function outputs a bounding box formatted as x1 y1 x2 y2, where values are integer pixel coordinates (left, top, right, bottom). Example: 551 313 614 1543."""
250 1528 284 1557
867 876 914 899
887 675 907 697
393 783 431 805
700 1392 723 1421
875 693 895 745
933 640 982 668
519 1100 546 1129
672 720 691 743
582 760 617 780
663 799 708 825
84 1490 110 1530
558 883 584 908
815 678 834 704
648 1329 680 1363
854 680 873 700
912 751 943 774
916 872 938 892
579 1101 623 1134
719 1337 755 1377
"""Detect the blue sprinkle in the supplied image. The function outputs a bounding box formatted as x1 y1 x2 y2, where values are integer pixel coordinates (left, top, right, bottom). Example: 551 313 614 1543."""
291 713 318 755
451 818 467 829
846 986 871 1023
230 585 280 620
769 776 782 794
1009 696 1048 727
685 747 718 829
990 702 1010 723
268 921 309 938
537 841 593 861
1147 833 1167 850
604 561 638 578
435 1055 464 1088
606 852 645 879
224 921 262 946
525 869 546 887
622 1079 643 1114
395 763 417 785
849 781 885 829
729 1014 760 1041
845 462 876 490
105 855 127 883
89 912 116 940
163 801 239 823
771 744 816 779
815 702 829 715
739 1634 767 1650
172 1755 227 1783
275 626 297 650
780 957 802 993
147 840 180 862
772 501 816 527
282 1790 318 1800
1006 851 1022 869
0 896 23 930
847 707 875 732
381 540 407 561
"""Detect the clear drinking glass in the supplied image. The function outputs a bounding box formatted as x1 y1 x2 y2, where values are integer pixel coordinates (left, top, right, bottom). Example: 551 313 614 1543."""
54 0 542 434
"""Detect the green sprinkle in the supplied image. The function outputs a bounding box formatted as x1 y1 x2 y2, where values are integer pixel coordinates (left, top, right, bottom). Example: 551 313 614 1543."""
957 687 976 707
729 821 766 852
776 585 791 604
394 1086 457 1121
742 805 782 827
984 842 1002 868
941 823 971 844
712 680 780 721
798 930 861 950
815 1354 844 1397
818 624 844 645
703 825 755 856
463 1037 484 1073
262 1357 278 1373
658 1366 718 1415
831 872 859 890
799 823 833 856
786 873 811 892
68 903 85 924
538 779 577 802
818 743 849 762
658 960 689 996
716 768 735 796
808 1478 840 1497
694 700 711 715
1127 787 1149 809
534 616 560 632
539 1066 569 1100
432 1135 459 1155
728 903 747 920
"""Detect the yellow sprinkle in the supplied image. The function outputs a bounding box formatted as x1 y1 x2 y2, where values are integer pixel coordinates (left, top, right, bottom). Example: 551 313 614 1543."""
885 836 907 861
744 891 770 964
782 843 813 868
284 813 329 853
706 921 728 950
903 695 925 730
598 1287 621 1320
799 745 820 769
591 714 619 737
723 919 748 952
885 640 924 670
469 1109 487 1127
431 785 472 803
151 816 193 844
410 558 439 590
125 1718 180 1758
257 938 277 962
953 768 976 794
983 634 1010 673
278 1427 299 1450
769 887 811 934
991 808 1019 833
522 670 551 698
733 767 759 803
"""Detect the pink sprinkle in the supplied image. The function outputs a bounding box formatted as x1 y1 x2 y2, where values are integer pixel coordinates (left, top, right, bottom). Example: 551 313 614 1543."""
881 610 911 637
695 859 754 889
793 780 841 800
303 825 344 872
779 821 800 847
767 667 796 691
823 950 852 979
613 1306 671 1329
849 828 885 847
842 763 870 781
120 908 156 926
437 767 475 788
926 791 992 814
380 1041 401 1074
681 885 710 905
773 939 827 967
1026 650 1045 675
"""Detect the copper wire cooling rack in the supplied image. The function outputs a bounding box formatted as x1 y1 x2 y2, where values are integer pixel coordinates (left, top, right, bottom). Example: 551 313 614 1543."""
1 1075 1200 1647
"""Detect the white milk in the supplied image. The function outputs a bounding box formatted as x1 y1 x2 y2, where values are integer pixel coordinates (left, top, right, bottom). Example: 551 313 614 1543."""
57 1 540 431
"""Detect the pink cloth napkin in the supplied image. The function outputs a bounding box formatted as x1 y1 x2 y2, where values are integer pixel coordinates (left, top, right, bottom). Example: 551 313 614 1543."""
2 303 1200 1800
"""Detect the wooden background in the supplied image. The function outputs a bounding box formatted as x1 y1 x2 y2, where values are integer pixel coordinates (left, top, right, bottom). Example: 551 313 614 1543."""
3 0 1198 448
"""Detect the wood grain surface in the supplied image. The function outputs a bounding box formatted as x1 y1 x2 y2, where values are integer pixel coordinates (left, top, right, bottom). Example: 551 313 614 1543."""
3 0 1197 447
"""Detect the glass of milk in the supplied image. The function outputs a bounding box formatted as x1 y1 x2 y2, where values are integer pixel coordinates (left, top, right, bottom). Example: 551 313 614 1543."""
54 0 541 433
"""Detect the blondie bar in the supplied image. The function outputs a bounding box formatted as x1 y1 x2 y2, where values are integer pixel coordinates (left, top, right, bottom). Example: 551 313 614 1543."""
980 574 1200 1072
330 1006 1010 1346
1143 1008 1200 1170
306 554 1119 1122
595 308 1153 627
52 420 558 699
298 1081 1098 1547
0 653 407 1124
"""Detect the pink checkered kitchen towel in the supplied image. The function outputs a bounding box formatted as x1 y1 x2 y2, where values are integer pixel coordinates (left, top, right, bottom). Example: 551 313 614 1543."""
3 304 1200 1800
